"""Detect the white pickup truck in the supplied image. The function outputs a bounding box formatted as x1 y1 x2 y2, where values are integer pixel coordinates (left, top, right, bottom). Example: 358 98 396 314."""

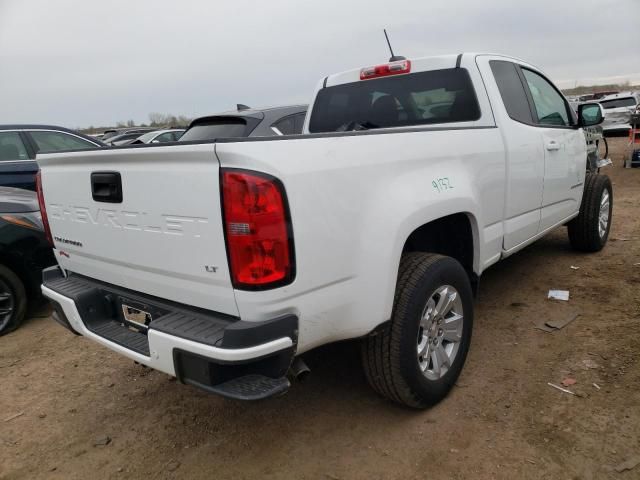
37 53 612 408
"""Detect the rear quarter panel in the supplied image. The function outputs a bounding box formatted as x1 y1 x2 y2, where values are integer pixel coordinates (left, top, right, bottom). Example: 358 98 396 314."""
216 128 506 352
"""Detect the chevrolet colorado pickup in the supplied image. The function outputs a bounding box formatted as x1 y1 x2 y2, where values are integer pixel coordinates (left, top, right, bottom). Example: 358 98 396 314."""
37 53 612 408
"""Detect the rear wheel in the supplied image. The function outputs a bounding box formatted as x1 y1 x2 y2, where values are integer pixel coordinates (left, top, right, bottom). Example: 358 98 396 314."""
361 253 474 408
0 264 27 336
568 174 613 252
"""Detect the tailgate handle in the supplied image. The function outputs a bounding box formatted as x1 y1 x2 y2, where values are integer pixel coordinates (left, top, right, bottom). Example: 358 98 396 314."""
91 171 123 203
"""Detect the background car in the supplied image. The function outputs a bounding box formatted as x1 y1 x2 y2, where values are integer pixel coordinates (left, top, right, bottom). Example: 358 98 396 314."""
0 186 56 335
179 104 307 142
599 92 640 135
127 129 185 145
101 127 155 142
103 131 152 146
0 125 105 190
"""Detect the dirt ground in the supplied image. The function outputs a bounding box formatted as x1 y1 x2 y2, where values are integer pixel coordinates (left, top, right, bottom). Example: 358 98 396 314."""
1 137 639 480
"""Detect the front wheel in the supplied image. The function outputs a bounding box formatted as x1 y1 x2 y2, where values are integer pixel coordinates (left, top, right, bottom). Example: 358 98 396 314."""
568 174 613 252
361 253 474 408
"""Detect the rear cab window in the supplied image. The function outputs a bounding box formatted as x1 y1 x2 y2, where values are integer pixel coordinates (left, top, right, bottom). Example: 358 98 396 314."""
309 68 481 133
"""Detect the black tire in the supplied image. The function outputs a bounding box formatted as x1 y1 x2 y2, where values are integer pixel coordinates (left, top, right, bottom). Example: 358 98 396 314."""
0 264 27 336
568 174 613 252
361 253 474 408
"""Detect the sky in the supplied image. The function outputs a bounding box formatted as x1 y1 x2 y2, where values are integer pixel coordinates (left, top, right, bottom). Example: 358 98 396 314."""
0 0 638 128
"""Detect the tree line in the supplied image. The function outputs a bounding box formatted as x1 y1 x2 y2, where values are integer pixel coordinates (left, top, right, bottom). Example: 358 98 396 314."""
81 112 194 133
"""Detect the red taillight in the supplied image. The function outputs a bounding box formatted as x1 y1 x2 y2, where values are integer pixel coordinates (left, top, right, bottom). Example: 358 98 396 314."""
35 171 53 246
222 169 294 289
360 59 411 80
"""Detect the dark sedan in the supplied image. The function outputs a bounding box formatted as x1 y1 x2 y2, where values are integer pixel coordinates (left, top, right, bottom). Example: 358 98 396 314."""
0 187 56 335
0 125 105 190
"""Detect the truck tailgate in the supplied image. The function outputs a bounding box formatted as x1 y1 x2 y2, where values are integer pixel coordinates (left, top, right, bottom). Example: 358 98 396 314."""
37 144 238 316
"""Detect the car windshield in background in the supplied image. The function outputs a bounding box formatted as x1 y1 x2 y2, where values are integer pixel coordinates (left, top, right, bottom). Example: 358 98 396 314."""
309 68 480 133
179 118 248 142
600 97 636 109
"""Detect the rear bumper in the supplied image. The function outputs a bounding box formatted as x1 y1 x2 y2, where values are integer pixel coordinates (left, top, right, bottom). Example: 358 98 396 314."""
42 267 297 400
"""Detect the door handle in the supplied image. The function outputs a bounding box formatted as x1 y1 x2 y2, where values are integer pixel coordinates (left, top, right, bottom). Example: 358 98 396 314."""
546 141 561 151
91 171 122 203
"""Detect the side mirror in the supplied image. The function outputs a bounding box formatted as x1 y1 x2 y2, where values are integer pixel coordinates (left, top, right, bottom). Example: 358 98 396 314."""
578 103 605 127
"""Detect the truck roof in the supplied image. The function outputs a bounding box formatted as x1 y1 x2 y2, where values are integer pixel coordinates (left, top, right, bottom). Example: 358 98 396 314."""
323 52 532 88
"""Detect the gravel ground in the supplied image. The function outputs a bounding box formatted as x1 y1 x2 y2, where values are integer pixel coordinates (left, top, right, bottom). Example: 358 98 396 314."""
1 137 638 480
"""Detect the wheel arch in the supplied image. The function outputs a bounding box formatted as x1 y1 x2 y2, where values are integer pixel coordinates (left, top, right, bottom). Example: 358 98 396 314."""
399 212 481 293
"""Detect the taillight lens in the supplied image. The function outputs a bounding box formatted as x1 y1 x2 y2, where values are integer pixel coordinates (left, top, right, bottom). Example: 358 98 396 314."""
35 171 53 246
222 169 294 289
360 59 411 80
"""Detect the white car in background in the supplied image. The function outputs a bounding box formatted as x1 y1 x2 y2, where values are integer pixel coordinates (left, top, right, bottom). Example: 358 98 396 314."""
128 129 185 145
599 92 640 134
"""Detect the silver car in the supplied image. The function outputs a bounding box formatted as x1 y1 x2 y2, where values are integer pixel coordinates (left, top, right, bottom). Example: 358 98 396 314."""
599 92 640 134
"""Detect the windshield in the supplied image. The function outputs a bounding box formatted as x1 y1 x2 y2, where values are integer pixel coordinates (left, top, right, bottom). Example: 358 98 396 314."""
180 118 249 142
309 68 480 133
600 97 636 109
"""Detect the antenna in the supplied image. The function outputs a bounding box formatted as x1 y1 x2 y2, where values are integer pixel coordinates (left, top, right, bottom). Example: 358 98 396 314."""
383 29 406 62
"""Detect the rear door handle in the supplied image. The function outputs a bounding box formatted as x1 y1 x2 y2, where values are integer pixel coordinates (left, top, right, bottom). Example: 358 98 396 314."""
91 171 122 203
546 141 561 151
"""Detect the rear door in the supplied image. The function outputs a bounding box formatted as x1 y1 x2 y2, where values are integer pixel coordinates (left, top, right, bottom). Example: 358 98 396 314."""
37 144 239 316
519 68 585 231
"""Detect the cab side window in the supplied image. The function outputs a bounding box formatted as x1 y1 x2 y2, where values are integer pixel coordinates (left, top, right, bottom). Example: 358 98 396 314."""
490 60 534 124
0 132 30 161
521 69 570 127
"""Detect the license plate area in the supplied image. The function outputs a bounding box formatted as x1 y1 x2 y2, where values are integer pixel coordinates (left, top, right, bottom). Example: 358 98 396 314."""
122 304 152 330
118 296 166 332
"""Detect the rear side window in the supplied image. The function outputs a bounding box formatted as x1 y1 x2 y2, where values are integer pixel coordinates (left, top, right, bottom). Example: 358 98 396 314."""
154 132 176 142
490 60 533 124
0 132 30 161
600 97 636 109
309 68 481 133
29 131 96 153
180 118 248 142
271 113 306 135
